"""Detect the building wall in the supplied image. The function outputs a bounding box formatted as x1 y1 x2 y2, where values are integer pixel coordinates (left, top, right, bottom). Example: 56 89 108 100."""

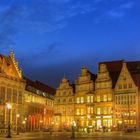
54 77 74 131
114 62 138 130
24 90 54 131
75 67 94 131
0 75 25 130
94 64 113 131
0 52 55 133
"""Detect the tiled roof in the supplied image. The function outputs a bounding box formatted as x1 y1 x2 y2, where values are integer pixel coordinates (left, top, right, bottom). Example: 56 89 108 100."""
25 77 56 96
87 70 97 82
127 61 140 87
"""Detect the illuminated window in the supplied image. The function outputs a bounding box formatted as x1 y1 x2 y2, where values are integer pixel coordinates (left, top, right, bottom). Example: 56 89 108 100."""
108 94 112 101
87 107 90 114
81 109 84 115
91 96 93 102
103 95 107 101
87 96 90 103
77 97 80 103
87 107 94 114
97 107 101 115
103 107 107 114
97 95 100 102
87 96 93 103
91 107 93 114
81 97 84 103
108 107 112 114
76 109 80 115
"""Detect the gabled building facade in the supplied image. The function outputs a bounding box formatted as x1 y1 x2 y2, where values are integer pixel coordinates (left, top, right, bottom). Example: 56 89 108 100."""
95 63 113 131
114 61 140 130
0 52 55 133
0 51 25 130
75 67 95 131
54 76 75 131
55 60 140 132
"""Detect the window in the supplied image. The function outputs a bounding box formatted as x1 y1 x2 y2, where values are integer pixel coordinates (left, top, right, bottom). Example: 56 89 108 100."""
103 107 107 114
69 98 72 102
91 96 93 102
124 84 127 89
57 98 60 103
13 89 17 103
103 95 107 101
63 98 66 102
97 95 100 102
77 97 80 103
81 97 84 103
108 94 112 101
0 86 5 103
129 84 132 88
7 88 12 102
118 85 122 89
87 96 90 103
97 107 101 115
87 96 93 103
108 107 112 114
81 109 84 115
87 107 93 114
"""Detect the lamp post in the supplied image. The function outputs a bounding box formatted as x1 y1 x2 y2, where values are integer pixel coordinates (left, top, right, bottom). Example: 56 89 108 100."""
71 121 76 139
24 118 27 132
39 120 43 131
22 121 26 132
6 103 12 138
16 114 20 135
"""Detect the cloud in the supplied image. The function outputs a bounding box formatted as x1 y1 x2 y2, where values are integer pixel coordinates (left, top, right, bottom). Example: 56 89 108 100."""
119 1 134 9
94 1 135 23
108 10 125 19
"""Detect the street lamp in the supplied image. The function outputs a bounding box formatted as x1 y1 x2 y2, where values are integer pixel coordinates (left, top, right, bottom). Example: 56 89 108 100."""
16 114 20 135
39 120 43 131
71 121 76 139
24 118 27 132
6 103 12 138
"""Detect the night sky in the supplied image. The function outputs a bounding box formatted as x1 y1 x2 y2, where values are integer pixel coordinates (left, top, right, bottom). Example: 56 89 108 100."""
0 0 140 88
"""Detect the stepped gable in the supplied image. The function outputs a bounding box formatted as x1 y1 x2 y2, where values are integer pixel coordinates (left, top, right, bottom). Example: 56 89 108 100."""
99 60 123 88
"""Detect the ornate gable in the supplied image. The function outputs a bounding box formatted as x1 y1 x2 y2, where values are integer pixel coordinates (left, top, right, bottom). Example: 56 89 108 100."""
115 62 136 91
0 51 22 79
95 64 112 90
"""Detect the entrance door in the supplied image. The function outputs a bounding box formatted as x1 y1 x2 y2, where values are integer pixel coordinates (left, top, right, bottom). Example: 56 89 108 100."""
97 120 101 130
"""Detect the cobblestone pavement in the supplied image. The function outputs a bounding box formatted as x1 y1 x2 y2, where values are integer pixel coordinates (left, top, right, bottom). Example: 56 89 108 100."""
1 131 140 140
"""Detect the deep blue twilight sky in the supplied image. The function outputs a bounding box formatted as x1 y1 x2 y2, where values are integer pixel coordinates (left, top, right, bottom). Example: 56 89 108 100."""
0 0 140 88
